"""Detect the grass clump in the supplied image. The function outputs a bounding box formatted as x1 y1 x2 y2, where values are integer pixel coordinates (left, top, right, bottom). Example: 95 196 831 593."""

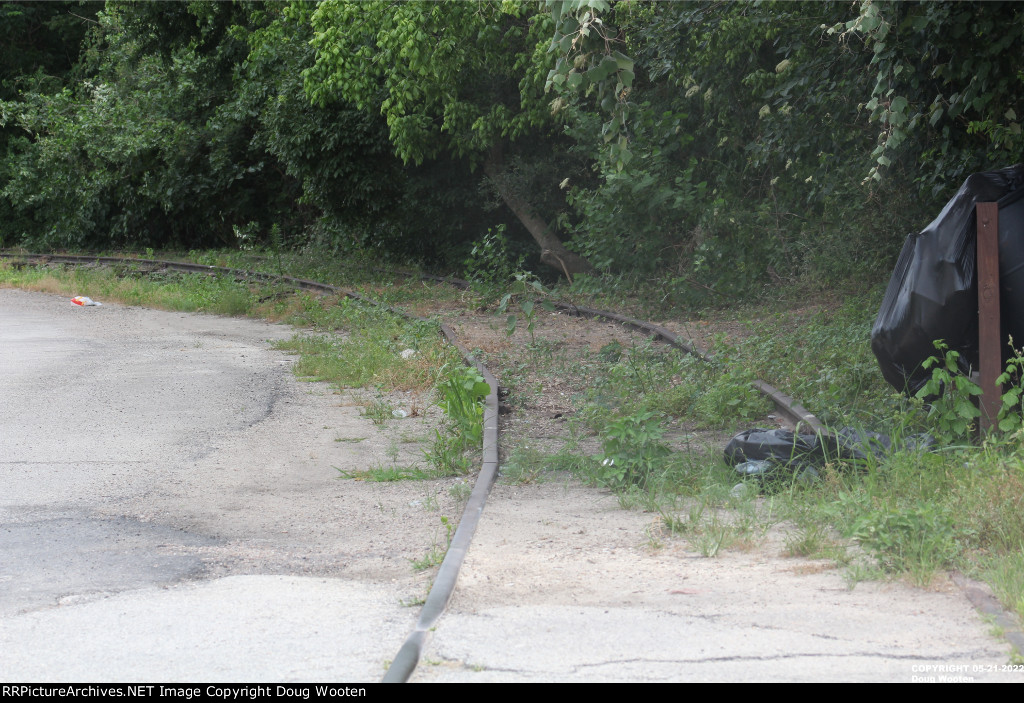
270 294 450 395
580 340 771 434
501 445 596 484
0 260 264 316
424 364 491 476
848 501 959 586
337 465 438 482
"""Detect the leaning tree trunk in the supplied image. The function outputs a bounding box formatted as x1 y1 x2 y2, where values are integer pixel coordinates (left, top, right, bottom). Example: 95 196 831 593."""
484 145 594 279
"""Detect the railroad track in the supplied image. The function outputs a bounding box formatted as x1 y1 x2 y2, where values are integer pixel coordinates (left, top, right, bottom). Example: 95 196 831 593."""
0 251 827 681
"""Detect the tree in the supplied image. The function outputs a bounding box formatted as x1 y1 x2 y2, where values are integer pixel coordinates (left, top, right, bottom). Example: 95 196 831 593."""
832 0 1024 193
304 0 594 276
1 2 297 249
550 1 937 292
0 1 98 243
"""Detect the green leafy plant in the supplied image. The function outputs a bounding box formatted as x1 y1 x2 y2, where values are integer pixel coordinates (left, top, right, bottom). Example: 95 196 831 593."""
597 411 671 488
995 343 1024 433
426 364 491 476
496 272 555 345
436 364 490 446
915 341 981 441
464 225 524 306
850 502 958 584
912 336 1024 440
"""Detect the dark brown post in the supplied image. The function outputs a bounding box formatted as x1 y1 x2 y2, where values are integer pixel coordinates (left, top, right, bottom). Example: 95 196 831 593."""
977 201 1001 433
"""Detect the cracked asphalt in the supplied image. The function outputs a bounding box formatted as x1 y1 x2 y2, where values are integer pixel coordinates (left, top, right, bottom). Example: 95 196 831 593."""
2 287 1023 683
0 289 443 682
406 484 1024 682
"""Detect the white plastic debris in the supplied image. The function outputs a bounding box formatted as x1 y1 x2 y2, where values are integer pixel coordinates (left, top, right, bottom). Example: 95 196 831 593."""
400 349 418 359
71 296 102 307
392 409 409 418
735 459 770 476
730 483 753 499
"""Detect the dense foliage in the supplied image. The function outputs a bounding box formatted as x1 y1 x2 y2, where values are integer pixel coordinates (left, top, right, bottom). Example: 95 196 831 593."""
1 0 1021 295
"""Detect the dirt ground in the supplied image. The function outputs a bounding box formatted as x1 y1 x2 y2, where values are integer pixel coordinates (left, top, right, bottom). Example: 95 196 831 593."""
382 285 1024 680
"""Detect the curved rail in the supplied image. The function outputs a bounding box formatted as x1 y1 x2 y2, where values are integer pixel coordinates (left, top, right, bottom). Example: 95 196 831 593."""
0 252 501 682
2 252 824 429
547 300 825 432
0 251 825 681
383 266 823 430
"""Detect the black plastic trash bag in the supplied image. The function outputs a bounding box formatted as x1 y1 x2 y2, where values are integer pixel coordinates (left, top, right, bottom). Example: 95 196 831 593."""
819 426 936 460
724 427 934 473
871 164 1024 395
724 428 821 467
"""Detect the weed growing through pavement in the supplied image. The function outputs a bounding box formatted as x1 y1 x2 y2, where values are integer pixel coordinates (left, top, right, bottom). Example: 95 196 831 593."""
399 593 428 608
411 516 455 572
424 364 490 476
336 465 437 482
448 482 472 503
362 397 395 426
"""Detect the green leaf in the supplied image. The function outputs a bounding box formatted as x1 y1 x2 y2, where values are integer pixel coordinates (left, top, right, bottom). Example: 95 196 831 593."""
612 51 633 71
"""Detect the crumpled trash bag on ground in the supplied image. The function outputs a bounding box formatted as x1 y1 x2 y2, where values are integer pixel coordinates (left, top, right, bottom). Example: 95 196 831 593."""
724 427 935 480
71 295 102 306
871 164 1024 396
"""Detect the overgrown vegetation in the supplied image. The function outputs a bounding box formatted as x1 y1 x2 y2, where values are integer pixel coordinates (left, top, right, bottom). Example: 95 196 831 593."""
3 1 1021 294
425 364 491 476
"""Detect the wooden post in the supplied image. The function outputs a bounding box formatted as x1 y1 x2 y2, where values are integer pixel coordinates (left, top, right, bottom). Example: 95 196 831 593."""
977 201 1001 433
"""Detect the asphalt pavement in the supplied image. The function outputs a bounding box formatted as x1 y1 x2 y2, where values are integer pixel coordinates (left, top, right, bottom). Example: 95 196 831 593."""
2 287 1022 683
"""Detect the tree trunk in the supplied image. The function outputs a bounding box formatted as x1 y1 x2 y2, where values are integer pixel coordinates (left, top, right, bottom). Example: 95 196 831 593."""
484 145 594 279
